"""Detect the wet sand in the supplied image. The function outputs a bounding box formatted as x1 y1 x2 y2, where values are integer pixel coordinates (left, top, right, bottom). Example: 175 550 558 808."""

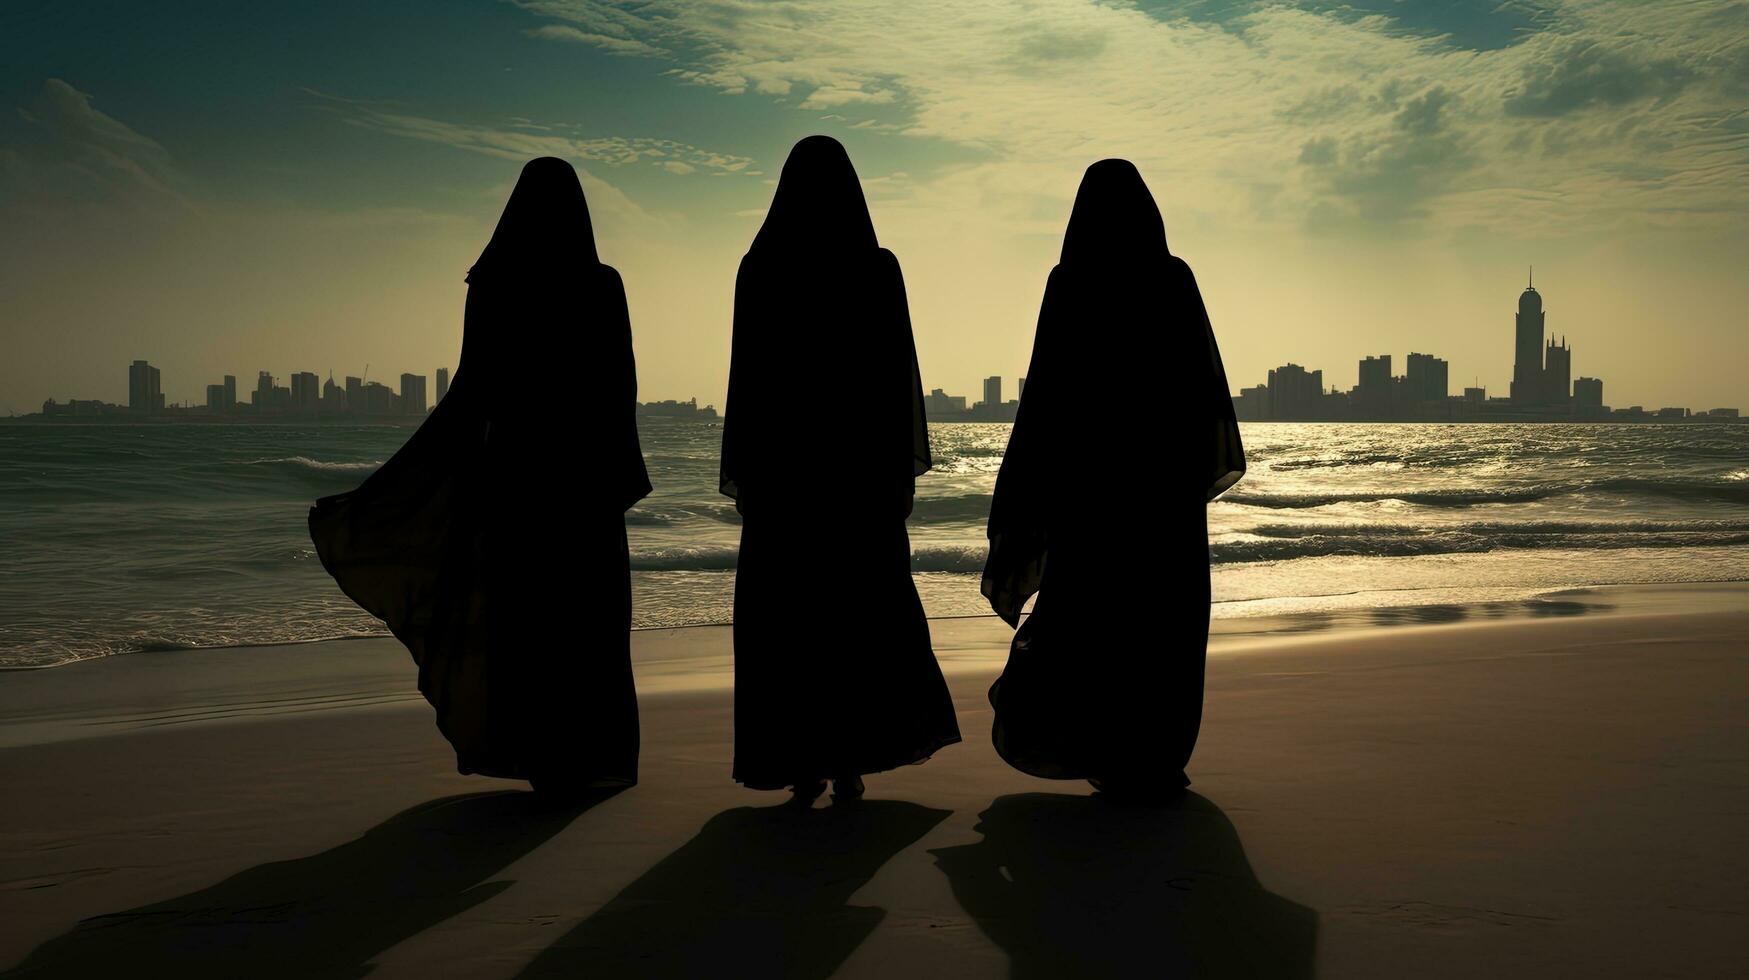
2 584 1745 977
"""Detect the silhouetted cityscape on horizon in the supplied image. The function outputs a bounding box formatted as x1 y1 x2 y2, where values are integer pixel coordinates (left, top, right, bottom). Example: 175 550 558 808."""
32 363 720 422
16 276 1740 424
1227 274 1739 422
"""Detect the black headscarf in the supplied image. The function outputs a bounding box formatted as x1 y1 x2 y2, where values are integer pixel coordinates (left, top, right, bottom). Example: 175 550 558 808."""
749 135 878 255
720 135 931 502
980 159 1245 625
468 156 598 282
1060 159 1167 264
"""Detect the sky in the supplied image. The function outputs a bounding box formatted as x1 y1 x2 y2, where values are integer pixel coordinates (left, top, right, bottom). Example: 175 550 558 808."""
1 0 1745 414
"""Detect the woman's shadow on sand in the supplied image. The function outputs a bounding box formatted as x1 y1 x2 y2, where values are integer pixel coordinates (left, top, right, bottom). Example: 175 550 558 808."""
3 788 614 980
516 798 951 979
933 791 1317 979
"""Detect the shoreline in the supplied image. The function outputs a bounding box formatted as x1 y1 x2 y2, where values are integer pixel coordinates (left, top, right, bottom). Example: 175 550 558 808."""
2 581 1745 751
2 593 1743 977
6 578 1745 674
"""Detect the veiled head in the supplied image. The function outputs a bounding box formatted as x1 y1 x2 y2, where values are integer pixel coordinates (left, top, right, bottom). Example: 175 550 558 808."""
1060 159 1168 265
470 157 597 279
751 135 878 254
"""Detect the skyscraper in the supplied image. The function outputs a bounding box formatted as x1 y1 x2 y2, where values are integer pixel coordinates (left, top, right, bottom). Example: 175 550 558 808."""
1405 352 1449 404
1511 270 1545 405
254 371 275 409
290 371 320 411
345 376 363 412
1542 337 1571 406
361 381 395 415
400 373 427 415
1266 363 1323 420
322 373 347 413
1357 354 1391 391
435 367 450 404
222 375 237 412
1355 354 1392 416
982 376 1002 410
128 360 162 414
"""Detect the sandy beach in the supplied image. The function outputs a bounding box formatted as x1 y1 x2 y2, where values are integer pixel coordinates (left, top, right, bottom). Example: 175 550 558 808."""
2 583 1744 978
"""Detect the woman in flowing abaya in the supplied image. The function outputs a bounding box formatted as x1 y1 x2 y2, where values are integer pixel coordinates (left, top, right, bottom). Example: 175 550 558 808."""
721 135 961 801
309 156 650 792
980 159 1245 798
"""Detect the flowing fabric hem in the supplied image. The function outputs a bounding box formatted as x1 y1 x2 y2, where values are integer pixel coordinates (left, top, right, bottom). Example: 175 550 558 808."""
987 678 1191 787
732 733 964 791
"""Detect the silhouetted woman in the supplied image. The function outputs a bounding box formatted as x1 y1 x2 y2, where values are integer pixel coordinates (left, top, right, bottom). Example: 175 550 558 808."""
309 157 650 792
721 135 961 801
980 159 1244 797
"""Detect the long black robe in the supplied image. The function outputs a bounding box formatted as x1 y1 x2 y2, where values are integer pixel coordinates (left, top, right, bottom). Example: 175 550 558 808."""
980 159 1244 785
721 136 960 790
309 157 650 786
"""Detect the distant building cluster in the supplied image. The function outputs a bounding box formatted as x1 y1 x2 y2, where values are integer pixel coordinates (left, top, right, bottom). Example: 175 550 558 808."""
637 397 719 419
39 362 454 420
26 277 1742 426
1231 274 1739 423
925 375 1025 422
36 361 722 423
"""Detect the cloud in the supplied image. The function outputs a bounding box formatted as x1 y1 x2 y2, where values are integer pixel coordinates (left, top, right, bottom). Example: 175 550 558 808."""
0 79 188 214
525 24 667 57
1302 85 1475 227
797 86 897 109
506 0 1749 240
308 90 756 176
1503 38 1694 117
1298 136 1337 165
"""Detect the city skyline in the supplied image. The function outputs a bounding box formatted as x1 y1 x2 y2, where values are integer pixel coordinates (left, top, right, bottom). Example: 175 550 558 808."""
42 270 1734 422
4 3 1747 415
34 359 736 420
1230 273 1739 421
33 270 1745 422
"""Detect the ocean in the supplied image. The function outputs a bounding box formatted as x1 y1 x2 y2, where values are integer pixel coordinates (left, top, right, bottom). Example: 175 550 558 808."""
2 419 1746 669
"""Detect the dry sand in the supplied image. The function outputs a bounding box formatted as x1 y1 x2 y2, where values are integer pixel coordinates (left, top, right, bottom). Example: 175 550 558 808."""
2 585 1745 977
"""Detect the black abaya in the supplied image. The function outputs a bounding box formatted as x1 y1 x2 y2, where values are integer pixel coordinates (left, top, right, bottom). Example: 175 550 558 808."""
309 157 650 786
721 136 960 789
980 159 1244 785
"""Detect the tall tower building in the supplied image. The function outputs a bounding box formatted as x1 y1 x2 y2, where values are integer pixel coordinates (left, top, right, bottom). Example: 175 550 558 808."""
1266 363 1323 420
982 376 1002 409
290 371 320 411
435 367 450 404
128 360 162 414
322 373 347 413
1405 352 1449 403
1511 269 1545 405
222 375 237 411
1355 354 1392 416
1542 337 1571 407
400 373 427 415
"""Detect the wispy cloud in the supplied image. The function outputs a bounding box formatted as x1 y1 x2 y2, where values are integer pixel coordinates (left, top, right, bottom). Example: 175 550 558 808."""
507 0 1749 239
525 24 668 57
308 89 757 176
0 79 191 215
